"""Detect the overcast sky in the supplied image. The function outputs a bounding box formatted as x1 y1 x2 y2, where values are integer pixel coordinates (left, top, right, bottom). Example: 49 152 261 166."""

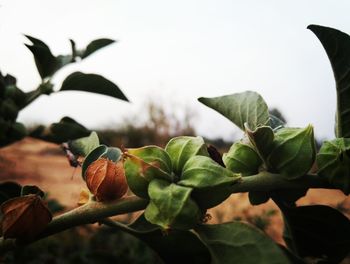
1 0 350 141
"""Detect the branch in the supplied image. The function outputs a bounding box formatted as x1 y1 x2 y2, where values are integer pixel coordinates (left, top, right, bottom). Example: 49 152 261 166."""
0 172 332 255
230 172 331 193
0 195 148 255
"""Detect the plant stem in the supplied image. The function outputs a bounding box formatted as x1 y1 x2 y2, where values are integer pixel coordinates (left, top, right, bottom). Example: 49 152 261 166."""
230 172 331 193
0 195 148 254
0 172 332 254
21 81 54 109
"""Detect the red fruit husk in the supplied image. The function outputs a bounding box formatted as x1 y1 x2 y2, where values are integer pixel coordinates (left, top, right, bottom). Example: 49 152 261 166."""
85 158 128 201
0 194 52 239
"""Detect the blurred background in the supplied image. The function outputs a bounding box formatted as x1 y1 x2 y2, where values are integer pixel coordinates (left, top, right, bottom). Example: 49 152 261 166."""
1 1 350 263
1 0 350 141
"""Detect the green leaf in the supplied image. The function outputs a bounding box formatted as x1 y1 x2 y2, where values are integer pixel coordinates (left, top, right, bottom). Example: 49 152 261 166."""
245 125 274 165
60 72 128 101
195 222 291 264
82 39 116 58
81 145 121 180
281 205 350 263
223 141 262 176
101 147 122 162
68 131 100 157
267 125 316 179
30 117 90 144
49 117 90 143
81 145 108 180
317 138 350 194
180 155 240 209
124 146 173 198
179 155 240 189
198 91 270 131
24 35 59 79
145 179 201 230
308 25 350 138
104 214 211 264
165 136 209 175
127 146 173 173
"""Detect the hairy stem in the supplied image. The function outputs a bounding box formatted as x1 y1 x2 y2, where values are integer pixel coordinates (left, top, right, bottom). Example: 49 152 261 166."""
0 195 148 254
230 172 330 193
0 172 331 254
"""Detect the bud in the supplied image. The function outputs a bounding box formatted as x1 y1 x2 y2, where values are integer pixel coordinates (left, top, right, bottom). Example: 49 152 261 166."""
1 194 52 239
85 158 128 201
317 138 350 194
165 136 209 175
124 146 173 198
267 125 316 179
144 179 202 230
223 142 262 176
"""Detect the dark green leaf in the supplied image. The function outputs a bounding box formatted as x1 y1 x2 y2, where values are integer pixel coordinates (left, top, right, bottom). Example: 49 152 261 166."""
82 39 116 58
198 91 270 131
48 117 90 143
60 72 128 101
248 191 270 205
278 245 306 264
317 138 350 194
281 205 350 263
68 131 100 157
308 25 350 138
195 222 290 264
24 35 59 79
104 214 211 264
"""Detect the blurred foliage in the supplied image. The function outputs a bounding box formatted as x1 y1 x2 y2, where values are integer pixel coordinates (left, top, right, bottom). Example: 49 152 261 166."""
97 100 197 148
1 226 161 264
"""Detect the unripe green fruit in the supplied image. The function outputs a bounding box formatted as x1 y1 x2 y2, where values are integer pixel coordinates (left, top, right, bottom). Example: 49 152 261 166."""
267 125 316 180
223 142 262 176
124 146 173 198
144 179 201 230
317 138 350 194
165 136 209 175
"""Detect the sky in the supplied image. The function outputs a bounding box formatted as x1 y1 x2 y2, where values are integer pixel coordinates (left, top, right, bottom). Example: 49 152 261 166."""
1 0 350 141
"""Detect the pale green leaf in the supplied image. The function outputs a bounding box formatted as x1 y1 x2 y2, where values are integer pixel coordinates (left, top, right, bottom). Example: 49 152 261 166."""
198 91 270 131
